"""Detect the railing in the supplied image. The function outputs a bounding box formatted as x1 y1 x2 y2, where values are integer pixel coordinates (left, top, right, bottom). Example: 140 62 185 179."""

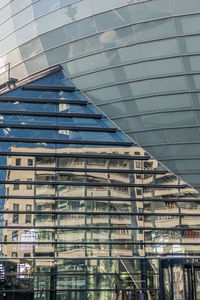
0 62 18 91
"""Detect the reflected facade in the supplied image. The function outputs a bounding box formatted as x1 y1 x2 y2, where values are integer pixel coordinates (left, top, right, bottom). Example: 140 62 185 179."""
1 0 200 189
0 68 199 299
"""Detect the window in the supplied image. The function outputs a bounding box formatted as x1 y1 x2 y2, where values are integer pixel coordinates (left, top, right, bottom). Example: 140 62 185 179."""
12 230 18 241
24 253 31 257
26 204 32 211
12 252 17 257
136 161 141 168
13 204 19 211
27 179 33 190
13 180 20 190
28 159 33 166
12 214 19 224
16 158 21 166
136 189 142 195
138 208 144 221
25 214 32 223
135 152 140 155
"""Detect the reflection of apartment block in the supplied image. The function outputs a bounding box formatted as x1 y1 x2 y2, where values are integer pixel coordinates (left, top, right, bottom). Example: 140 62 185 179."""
0 68 200 299
3 155 35 259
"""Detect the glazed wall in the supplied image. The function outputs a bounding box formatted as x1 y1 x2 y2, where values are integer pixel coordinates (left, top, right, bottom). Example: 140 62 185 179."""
1 0 200 189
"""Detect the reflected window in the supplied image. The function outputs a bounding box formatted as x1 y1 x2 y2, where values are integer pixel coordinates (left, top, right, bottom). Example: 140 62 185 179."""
26 204 32 211
136 161 141 168
13 203 19 211
12 252 17 258
16 158 21 166
13 214 19 224
25 214 32 224
28 159 33 166
13 180 20 190
12 230 18 241
24 253 31 257
137 189 142 195
27 179 33 190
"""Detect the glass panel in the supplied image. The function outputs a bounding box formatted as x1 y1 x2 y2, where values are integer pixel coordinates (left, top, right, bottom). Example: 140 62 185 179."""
33 0 59 18
188 75 200 90
75 63 146 89
145 58 184 77
130 0 170 22
132 130 167 144
195 268 200 299
175 15 200 35
60 0 79 7
179 36 200 54
92 0 126 14
141 38 179 59
172 266 185 300
40 26 68 50
66 17 97 41
150 76 187 93
64 52 109 76
36 10 63 35
19 37 42 60
161 111 197 127
0 4 11 24
95 6 131 32
61 0 93 24
104 44 142 66
135 18 175 41
12 5 34 30
171 0 200 14
15 21 38 45
0 18 13 40
101 26 136 49
11 0 31 14
183 56 200 73
116 114 162 131
25 54 48 74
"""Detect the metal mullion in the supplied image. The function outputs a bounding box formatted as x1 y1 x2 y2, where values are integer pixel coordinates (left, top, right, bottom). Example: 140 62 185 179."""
0 241 200 245
1 226 200 230
0 96 88 105
0 288 159 292
0 211 199 216
0 110 102 118
0 152 140 159
0 165 167 174
0 196 198 202
1 271 159 276
0 255 197 259
1 180 188 188
0 123 117 132
21 84 76 92
0 137 132 146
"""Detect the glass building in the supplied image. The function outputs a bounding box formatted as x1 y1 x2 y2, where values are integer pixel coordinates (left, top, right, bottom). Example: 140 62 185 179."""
1 0 200 299
1 0 200 189
0 65 199 300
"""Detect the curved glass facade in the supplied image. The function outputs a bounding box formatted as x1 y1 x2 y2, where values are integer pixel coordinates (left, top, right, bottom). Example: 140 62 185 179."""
0 0 200 189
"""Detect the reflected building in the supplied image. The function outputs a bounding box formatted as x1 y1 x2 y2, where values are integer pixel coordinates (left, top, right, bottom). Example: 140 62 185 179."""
1 0 200 190
0 66 199 300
